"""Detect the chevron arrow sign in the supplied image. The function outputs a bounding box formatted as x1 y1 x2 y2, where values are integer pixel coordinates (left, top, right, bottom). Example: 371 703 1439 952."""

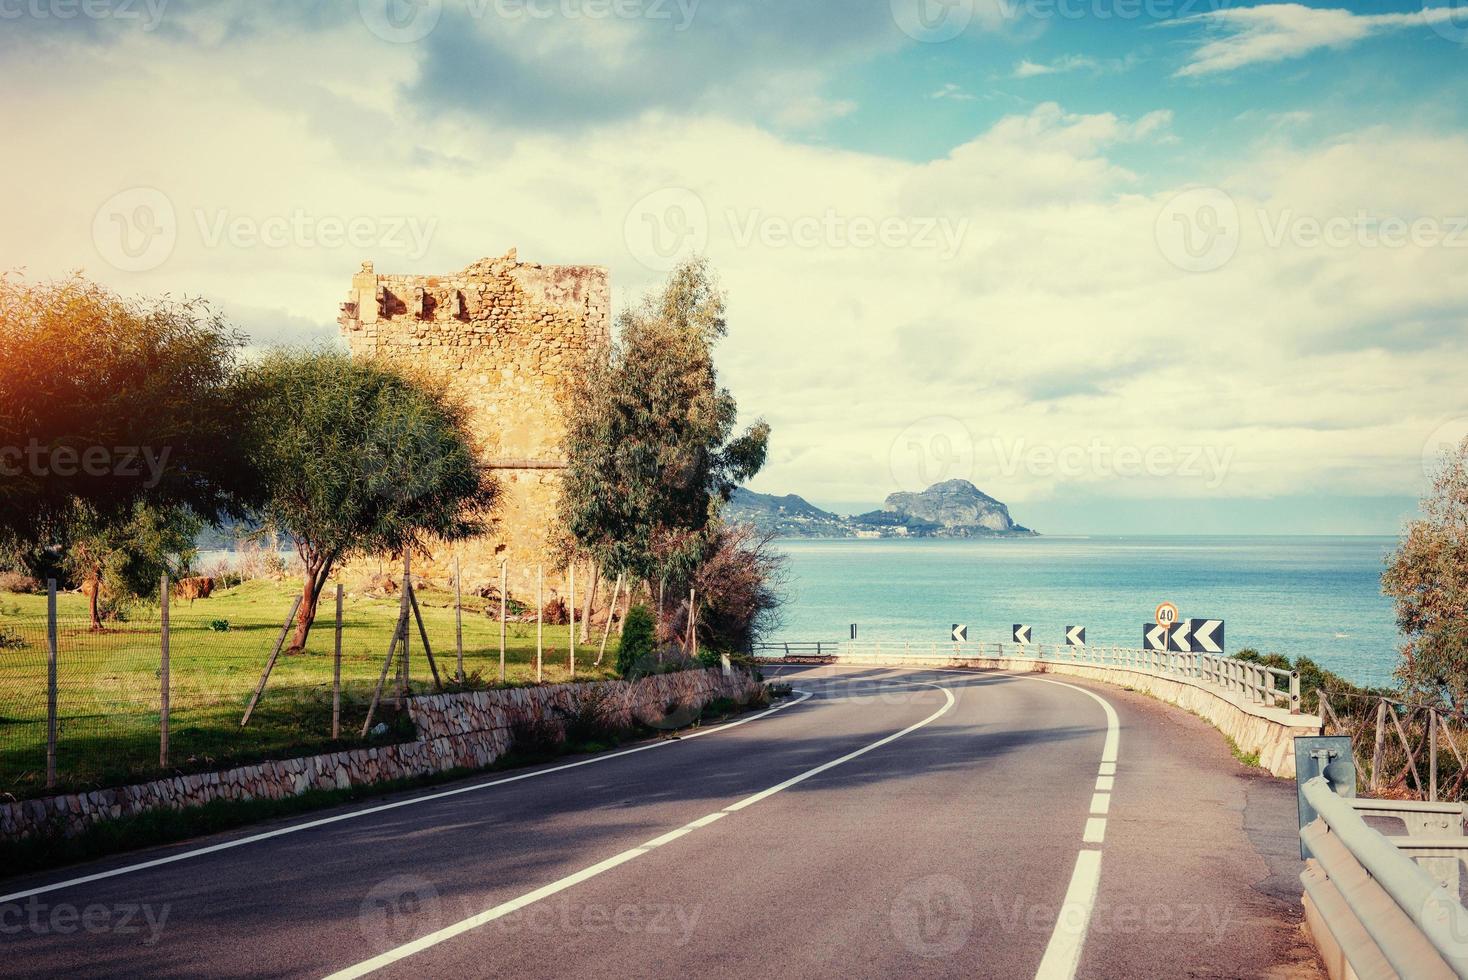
952 624 968 643
1065 626 1086 647
1144 623 1169 651
1012 624 1031 644
1191 619 1225 653
1167 619 1194 652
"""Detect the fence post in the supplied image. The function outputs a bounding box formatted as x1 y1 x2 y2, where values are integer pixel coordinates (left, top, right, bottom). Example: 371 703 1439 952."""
536 564 543 683
454 556 464 684
160 572 170 768
398 550 411 698
1371 700 1388 793
499 560 508 685
1289 670 1301 715
332 584 343 739
1431 710 1439 802
46 579 58 789
568 562 576 679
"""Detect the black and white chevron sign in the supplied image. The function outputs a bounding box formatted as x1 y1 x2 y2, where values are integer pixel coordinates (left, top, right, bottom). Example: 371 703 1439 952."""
952 624 968 642
1065 626 1086 647
1166 619 1194 652
1190 618 1225 653
1144 623 1169 651
1012 624 1031 644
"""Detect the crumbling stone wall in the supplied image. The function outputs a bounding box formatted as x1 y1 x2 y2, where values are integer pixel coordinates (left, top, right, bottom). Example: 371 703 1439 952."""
338 250 610 598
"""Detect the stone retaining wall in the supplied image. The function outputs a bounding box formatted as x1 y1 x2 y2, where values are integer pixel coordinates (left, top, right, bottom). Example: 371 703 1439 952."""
1 669 759 843
786 654 1321 778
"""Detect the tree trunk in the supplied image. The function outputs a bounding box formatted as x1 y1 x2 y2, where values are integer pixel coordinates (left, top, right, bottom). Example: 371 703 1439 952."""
87 577 103 631
291 556 330 652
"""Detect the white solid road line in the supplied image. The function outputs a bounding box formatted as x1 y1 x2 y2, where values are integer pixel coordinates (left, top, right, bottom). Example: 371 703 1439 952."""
1034 850 1105 980
324 684 958 980
0 691 815 905
793 663 1121 980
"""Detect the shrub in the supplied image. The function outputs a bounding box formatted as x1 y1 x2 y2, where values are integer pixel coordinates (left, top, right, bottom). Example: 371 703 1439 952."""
0 627 25 651
509 714 566 757
617 604 656 677
0 571 41 594
207 619 231 632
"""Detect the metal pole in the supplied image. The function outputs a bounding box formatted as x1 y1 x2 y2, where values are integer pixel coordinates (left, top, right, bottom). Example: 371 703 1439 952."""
46 579 57 789
160 572 170 768
454 556 464 683
499 560 508 685
536 564 543 683
332 584 343 739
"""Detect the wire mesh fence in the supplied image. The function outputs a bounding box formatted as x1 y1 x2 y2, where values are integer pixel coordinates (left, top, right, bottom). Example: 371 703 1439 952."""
0 576 616 800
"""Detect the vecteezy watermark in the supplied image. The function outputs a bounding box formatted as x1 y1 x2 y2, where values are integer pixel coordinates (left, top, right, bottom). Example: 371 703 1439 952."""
0 898 170 945
891 0 975 42
93 187 177 273
1156 186 1468 273
0 0 168 30
0 442 172 488
1422 417 1468 480
889 416 976 493
493 898 703 944
358 0 442 43
359 0 698 42
892 0 1239 40
890 874 973 957
359 875 446 951
623 189 969 272
726 209 968 259
992 895 1234 941
624 187 710 273
93 187 439 273
1154 187 1240 273
990 438 1234 489
488 0 699 29
1424 0 1468 45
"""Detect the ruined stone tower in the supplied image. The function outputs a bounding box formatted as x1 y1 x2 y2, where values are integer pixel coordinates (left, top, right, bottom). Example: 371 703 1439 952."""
338 250 610 598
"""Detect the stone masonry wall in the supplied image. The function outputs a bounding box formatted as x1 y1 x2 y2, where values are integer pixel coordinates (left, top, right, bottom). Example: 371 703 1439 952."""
0 669 760 843
339 249 610 602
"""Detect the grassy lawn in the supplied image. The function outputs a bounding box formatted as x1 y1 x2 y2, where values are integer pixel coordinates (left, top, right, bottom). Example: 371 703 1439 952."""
0 579 619 800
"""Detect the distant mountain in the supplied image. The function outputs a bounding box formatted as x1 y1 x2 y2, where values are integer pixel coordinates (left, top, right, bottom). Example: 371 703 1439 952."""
857 479 1036 537
725 488 849 537
727 481 1037 538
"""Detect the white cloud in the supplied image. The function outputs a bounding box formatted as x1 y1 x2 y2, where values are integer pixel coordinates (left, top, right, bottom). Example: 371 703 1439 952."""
1012 55 1099 78
1174 4 1463 77
929 83 978 101
1 25 1465 513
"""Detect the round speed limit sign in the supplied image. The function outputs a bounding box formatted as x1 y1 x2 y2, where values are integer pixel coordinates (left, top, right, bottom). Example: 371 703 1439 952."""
1155 602 1180 629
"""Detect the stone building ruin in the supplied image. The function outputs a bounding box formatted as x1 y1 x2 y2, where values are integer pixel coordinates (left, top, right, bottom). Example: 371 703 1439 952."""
338 249 610 599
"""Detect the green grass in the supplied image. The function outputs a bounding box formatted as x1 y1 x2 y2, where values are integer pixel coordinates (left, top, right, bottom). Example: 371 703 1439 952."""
0 579 618 799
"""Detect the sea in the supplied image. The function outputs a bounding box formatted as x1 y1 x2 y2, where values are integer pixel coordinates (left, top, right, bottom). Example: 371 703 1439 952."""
769 535 1403 689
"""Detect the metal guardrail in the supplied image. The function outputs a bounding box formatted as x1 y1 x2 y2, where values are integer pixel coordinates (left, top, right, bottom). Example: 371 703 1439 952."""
755 639 1303 714
751 641 841 658
1300 775 1468 979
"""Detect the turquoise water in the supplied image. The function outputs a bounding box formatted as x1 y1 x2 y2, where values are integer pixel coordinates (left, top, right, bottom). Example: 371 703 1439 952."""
770 536 1402 688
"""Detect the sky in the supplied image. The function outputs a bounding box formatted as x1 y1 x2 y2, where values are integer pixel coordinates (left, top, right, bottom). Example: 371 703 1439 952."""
2 0 1466 534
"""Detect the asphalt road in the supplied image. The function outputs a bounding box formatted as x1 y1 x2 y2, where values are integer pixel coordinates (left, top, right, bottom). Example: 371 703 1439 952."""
1 665 1322 979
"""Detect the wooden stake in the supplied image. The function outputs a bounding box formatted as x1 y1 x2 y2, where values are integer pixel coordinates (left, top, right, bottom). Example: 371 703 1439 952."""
1388 706 1424 795
398 551 412 698
332 584 343 739
499 560 507 685
1371 700 1387 793
1430 710 1439 802
536 564 544 683
361 608 408 737
568 562 576 679
241 595 304 727
160 572 170 768
454 556 464 683
580 562 597 644
689 587 697 659
408 582 443 690
596 572 623 666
